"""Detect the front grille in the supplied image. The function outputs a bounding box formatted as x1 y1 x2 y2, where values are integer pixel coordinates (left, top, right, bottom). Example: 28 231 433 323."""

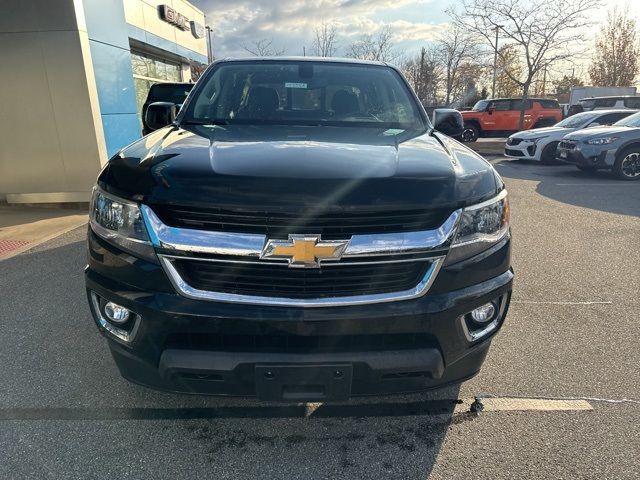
166 332 436 353
151 205 453 238
173 258 431 299
505 148 524 157
559 140 577 150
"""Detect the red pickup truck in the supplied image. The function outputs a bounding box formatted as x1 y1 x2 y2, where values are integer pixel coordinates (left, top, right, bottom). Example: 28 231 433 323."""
461 98 563 142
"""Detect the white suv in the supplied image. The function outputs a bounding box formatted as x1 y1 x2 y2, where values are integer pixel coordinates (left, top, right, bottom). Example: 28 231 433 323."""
504 110 636 163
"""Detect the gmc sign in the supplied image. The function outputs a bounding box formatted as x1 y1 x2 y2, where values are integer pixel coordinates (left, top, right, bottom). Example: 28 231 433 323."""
159 5 189 31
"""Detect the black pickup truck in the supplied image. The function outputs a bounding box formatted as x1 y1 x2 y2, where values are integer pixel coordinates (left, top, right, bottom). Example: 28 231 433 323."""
86 58 513 401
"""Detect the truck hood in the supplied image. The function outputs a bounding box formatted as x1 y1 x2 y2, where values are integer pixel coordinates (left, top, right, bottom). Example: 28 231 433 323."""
564 125 638 141
99 124 500 212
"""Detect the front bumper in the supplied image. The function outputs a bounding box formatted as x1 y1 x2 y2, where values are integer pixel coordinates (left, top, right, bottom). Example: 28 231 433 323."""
85 230 513 400
556 144 617 168
505 140 538 159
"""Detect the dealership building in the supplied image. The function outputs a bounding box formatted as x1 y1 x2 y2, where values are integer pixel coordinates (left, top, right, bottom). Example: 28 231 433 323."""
0 0 208 203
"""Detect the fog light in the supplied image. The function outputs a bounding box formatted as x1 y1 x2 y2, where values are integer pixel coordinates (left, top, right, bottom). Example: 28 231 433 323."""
104 302 131 324
470 303 496 324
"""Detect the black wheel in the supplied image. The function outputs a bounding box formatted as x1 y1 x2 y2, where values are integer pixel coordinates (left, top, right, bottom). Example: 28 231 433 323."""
461 125 479 143
540 142 559 165
613 147 640 180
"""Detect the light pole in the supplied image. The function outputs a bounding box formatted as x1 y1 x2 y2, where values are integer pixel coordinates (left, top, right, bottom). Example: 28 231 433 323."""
205 26 213 64
491 25 503 99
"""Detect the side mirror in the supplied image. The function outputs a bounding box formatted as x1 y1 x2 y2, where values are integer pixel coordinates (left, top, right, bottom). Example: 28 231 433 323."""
487 106 496 114
145 102 178 131
432 109 464 138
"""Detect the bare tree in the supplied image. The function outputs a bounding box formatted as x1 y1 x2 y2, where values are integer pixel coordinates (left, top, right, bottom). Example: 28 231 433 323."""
437 25 479 106
346 25 398 63
589 7 639 87
454 61 487 108
494 45 523 97
239 38 285 57
313 22 339 57
450 0 600 129
401 46 443 107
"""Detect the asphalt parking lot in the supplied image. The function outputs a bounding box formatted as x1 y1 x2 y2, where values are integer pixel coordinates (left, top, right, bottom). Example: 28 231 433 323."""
1 158 639 479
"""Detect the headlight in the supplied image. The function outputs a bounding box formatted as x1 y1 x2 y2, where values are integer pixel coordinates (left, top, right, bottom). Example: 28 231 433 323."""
527 136 545 143
89 187 156 262
446 190 510 264
585 137 617 145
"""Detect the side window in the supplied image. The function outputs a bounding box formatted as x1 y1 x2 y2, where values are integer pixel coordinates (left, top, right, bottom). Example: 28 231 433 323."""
594 113 630 125
594 98 617 108
493 100 512 111
538 99 560 109
511 100 532 110
624 97 640 109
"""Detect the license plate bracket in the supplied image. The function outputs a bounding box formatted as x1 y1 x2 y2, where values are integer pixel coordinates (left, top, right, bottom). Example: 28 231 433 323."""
255 364 353 401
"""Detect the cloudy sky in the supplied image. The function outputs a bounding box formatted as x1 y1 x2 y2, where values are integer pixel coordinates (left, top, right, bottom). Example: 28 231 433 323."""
191 0 637 64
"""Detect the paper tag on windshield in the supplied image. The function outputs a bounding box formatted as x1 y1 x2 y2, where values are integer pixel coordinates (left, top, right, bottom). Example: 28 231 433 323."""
285 82 307 89
383 129 405 136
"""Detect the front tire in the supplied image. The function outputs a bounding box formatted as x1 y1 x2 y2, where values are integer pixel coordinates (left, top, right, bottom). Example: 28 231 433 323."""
540 142 559 165
461 125 479 143
614 148 640 180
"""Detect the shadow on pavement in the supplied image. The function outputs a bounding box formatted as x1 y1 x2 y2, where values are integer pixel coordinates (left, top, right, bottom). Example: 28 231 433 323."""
494 159 640 217
1 233 463 478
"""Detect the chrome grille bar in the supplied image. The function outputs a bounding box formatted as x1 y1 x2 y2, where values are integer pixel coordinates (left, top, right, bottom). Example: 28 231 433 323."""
158 255 445 307
141 205 459 307
142 205 461 258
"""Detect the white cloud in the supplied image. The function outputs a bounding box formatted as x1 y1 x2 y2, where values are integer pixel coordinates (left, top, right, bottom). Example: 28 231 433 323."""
190 0 444 58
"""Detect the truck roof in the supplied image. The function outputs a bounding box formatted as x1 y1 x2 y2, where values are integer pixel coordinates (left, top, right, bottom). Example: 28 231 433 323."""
215 56 388 67
580 95 640 100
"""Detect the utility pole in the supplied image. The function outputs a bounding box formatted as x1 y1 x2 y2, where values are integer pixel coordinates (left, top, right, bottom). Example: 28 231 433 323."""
205 26 213 63
491 25 503 99
542 65 547 96
303 46 306 57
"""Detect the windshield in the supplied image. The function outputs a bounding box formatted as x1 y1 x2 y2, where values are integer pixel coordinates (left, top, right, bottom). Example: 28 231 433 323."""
183 61 425 129
556 112 600 128
472 100 490 111
614 111 640 127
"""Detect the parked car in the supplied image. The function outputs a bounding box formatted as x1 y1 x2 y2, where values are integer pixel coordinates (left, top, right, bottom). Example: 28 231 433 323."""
568 86 637 108
578 95 640 112
556 111 640 180
142 82 194 135
505 110 636 164
86 58 513 401
461 98 562 142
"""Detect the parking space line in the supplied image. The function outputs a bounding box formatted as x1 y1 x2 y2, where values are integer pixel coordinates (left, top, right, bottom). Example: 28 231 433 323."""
465 397 593 413
555 183 639 186
0 397 602 422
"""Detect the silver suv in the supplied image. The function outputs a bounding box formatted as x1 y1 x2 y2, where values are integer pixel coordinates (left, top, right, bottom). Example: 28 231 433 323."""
556 111 640 180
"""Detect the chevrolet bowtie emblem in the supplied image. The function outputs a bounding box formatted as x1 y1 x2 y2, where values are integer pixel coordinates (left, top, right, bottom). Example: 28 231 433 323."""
261 235 349 268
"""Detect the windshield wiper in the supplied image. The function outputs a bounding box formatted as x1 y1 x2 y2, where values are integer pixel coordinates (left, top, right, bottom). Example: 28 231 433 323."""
181 119 229 126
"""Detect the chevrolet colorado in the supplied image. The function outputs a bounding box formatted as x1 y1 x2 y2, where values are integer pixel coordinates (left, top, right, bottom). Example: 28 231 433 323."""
86 58 513 401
